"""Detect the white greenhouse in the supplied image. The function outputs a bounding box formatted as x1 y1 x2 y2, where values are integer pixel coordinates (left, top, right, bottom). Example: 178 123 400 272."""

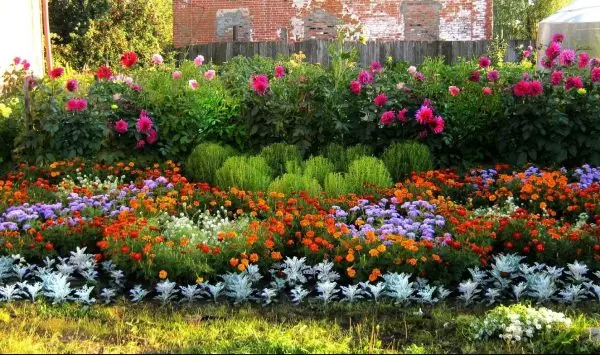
538 0 600 60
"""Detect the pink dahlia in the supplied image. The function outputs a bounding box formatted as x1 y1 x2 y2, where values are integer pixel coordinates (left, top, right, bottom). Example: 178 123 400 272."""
552 33 565 43
478 56 491 69
49 67 64 79
136 111 153 133
204 70 216 81
592 67 600 82
578 52 590 68
487 70 500 82
22 60 30 70
448 86 460 97
189 79 199 90
545 41 561 60
172 71 182 79
370 61 382 74
414 72 425 81
194 55 205 66
275 65 285 78
146 128 158 144
66 98 87 111
65 79 78 92
373 93 388 107
469 70 481 82
397 108 408 123
151 54 164 65
407 66 417 74
349 80 361 95
136 140 146 149
431 116 445 134
13 57 21 65
379 111 396 126
541 58 554 69
513 81 530 97
357 70 374 85
560 49 576 66
528 80 543 96
565 76 583 90
114 119 128 134
482 87 493 95
416 105 434 124
551 71 563 86
252 75 270 95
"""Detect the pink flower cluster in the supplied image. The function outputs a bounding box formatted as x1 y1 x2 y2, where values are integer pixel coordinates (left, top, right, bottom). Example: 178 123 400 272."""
275 65 285 79
379 109 408 126
66 98 87 111
252 75 270 95
414 101 444 134
120 110 158 148
349 61 384 94
513 80 543 97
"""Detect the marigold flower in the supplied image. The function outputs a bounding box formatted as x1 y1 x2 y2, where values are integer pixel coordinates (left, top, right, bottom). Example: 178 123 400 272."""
346 267 356 278
159 270 168 279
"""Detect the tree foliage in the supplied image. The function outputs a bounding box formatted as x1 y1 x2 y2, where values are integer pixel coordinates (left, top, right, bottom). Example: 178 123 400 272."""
494 0 572 40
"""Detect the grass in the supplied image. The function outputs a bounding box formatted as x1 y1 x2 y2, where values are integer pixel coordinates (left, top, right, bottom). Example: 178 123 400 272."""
1 301 600 354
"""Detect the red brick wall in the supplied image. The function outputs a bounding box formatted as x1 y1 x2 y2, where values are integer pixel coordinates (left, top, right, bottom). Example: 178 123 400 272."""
174 0 493 47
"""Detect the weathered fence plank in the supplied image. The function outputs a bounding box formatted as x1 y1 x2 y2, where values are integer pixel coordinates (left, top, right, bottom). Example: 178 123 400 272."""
180 40 534 65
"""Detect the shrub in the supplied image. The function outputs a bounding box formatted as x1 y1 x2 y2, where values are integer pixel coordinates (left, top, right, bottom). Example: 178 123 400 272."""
268 173 322 196
285 160 304 175
382 141 433 182
215 156 272 191
346 157 393 193
304 156 335 185
347 144 374 162
324 172 350 196
323 143 347 171
185 143 237 183
0 117 17 165
259 143 302 177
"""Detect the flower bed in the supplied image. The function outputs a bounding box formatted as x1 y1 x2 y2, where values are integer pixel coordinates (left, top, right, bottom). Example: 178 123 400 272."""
1 161 600 306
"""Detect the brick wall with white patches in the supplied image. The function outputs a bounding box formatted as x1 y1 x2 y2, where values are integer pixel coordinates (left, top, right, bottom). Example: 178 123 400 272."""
173 0 493 47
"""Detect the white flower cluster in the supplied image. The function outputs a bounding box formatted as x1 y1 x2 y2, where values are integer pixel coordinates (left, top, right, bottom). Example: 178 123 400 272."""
472 196 519 217
473 304 572 342
58 172 126 197
160 207 249 244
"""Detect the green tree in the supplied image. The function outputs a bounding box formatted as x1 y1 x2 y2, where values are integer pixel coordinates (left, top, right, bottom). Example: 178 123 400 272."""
51 0 173 69
493 0 572 40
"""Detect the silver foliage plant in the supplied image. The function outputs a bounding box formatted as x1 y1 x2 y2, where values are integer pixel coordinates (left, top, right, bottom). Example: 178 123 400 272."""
1 251 600 306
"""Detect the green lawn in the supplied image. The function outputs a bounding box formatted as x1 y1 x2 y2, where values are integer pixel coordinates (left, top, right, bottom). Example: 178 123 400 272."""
1 301 600 354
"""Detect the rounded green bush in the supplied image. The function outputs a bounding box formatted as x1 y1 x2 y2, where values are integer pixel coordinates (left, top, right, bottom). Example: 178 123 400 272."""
303 156 334 185
346 144 374 163
185 143 237 183
268 173 322 196
215 156 272 191
259 143 303 176
324 172 350 196
323 143 347 172
285 160 304 175
382 141 433 182
346 157 393 193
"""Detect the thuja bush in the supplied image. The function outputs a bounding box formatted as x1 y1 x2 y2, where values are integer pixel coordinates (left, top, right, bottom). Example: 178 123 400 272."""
346 156 393 193
215 156 273 191
259 143 303 177
383 141 433 181
185 143 237 184
324 172 350 196
268 173 322 196
323 143 347 172
303 156 335 185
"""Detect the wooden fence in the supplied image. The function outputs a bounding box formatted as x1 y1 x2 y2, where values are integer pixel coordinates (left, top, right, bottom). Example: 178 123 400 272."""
180 39 534 66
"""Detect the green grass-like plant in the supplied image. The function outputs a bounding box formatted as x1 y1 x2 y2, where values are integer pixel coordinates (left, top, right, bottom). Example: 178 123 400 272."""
268 173 322 196
303 156 335 185
215 156 272 191
382 141 433 182
260 143 303 176
185 143 237 183
346 157 393 193
324 172 350 196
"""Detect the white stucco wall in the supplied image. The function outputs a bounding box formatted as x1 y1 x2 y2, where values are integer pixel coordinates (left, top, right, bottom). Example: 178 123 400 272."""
0 0 44 77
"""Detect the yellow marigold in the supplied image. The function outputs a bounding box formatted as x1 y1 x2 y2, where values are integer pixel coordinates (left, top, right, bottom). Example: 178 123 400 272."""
406 258 417 266
377 244 386 253
237 263 247 271
159 270 168 279
196 277 204 284
369 249 379 257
